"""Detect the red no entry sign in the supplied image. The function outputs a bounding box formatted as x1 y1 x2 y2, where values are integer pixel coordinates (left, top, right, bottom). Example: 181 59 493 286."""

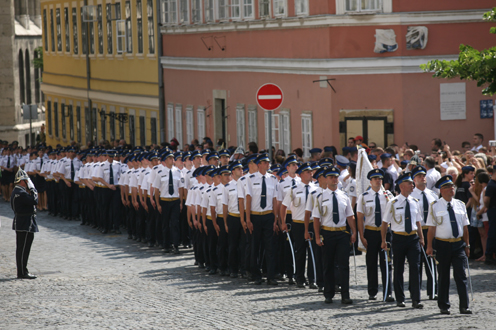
256 83 283 111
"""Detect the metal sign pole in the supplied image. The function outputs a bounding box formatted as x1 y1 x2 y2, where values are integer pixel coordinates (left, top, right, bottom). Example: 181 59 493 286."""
267 110 272 163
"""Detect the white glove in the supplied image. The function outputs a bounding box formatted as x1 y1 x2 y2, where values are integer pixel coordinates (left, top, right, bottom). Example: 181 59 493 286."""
27 178 35 191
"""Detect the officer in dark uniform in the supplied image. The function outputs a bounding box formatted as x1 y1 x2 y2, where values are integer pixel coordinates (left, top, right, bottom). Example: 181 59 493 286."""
11 168 39 279
426 175 472 315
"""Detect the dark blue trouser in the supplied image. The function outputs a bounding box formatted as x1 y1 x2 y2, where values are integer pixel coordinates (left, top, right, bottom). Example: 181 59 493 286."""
485 209 496 259
420 228 437 297
365 229 392 298
435 239 469 310
206 218 218 270
392 233 421 303
159 199 181 248
227 214 246 275
251 213 275 281
217 216 228 272
321 230 351 300
293 221 323 286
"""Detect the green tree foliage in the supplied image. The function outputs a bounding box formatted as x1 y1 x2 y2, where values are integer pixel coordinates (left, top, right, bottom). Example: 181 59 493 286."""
421 8 496 95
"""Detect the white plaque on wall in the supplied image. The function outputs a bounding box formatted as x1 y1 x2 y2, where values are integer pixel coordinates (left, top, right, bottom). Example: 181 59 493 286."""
440 83 466 120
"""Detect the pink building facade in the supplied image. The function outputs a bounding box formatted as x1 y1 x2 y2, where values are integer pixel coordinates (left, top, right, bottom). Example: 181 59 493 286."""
160 0 496 157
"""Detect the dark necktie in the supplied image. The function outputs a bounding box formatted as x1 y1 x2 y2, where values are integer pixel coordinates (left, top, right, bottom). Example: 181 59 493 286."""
332 192 339 224
422 191 428 222
404 198 412 233
71 160 75 180
447 202 459 237
305 184 309 201
260 176 267 209
109 164 114 185
375 192 381 227
169 169 174 195
40 158 43 169
7 156 10 168
292 178 295 186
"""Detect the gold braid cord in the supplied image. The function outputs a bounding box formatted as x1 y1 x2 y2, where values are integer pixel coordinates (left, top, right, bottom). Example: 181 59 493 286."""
390 200 402 225
430 201 442 225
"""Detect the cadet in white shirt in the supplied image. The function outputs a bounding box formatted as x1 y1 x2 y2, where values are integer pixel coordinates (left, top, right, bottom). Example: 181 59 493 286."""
153 151 184 254
186 166 206 268
425 157 441 195
381 172 424 309
313 166 356 305
426 175 472 315
245 154 279 285
200 165 216 271
357 169 394 302
410 165 439 300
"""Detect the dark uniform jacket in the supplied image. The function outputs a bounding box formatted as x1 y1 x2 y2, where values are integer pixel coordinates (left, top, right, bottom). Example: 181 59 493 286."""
10 185 39 233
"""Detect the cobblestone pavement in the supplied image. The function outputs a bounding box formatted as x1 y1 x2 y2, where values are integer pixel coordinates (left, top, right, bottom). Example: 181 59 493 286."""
1 202 495 330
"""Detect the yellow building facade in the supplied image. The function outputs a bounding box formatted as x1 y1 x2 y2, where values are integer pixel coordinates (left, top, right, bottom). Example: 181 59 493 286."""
41 0 159 148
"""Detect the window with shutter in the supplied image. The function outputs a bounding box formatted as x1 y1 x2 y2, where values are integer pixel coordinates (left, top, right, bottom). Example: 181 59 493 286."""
186 107 194 144
248 107 257 144
236 105 245 148
197 108 205 140
167 104 174 142
175 105 183 146
301 113 313 159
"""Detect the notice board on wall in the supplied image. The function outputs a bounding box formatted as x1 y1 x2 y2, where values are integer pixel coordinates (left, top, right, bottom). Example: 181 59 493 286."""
440 83 466 121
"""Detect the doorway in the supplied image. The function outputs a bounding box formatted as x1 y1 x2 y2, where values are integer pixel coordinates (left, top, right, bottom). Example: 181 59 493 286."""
214 98 227 147
345 116 387 148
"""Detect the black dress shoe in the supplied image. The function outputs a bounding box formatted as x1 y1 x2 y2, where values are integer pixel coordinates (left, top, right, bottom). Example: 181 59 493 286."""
254 279 262 285
397 302 406 307
369 295 377 300
115 230 122 235
198 263 205 269
385 295 395 302
267 279 278 285
460 307 473 314
341 298 353 304
209 269 217 275
164 248 171 253
148 242 154 247
318 286 324 293
102 229 108 234
309 283 318 289
230 273 238 278
173 247 180 254
429 294 438 300
296 282 306 288
412 301 424 309
205 267 211 272
288 278 296 285
335 285 341 293
440 309 451 315
18 273 37 279
325 298 333 304
275 273 284 280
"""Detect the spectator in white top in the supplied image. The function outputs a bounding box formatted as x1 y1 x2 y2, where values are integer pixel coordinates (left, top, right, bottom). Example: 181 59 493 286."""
471 133 484 152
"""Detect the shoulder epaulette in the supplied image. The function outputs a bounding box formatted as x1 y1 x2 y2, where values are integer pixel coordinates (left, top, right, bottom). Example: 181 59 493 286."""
311 190 317 195
206 189 211 193
100 163 104 166
249 174 255 178
187 170 191 174
213 187 218 191
225 183 229 187
459 200 466 205
279 179 284 183
199 186 204 190
158 170 162 173
271 175 277 179
240 177 246 181
391 199 397 204
430 200 437 206
363 192 368 196
317 193 322 199
412 198 419 202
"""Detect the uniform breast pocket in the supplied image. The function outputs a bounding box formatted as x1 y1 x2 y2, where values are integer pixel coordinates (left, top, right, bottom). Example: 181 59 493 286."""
436 211 448 223
366 206 374 217
229 189 238 200
293 197 301 207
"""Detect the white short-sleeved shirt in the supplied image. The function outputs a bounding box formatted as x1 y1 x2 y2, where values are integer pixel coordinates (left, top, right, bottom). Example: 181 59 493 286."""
201 185 213 217
152 166 184 199
410 187 438 225
245 172 278 212
426 197 469 239
223 179 240 215
313 188 354 228
276 176 301 202
209 183 225 215
344 178 357 198
282 182 316 221
356 188 393 228
426 168 441 195
383 194 422 233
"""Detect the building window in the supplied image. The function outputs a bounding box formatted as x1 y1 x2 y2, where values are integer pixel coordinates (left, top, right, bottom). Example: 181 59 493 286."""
186 107 193 145
106 4 113 54
34 50 40 103
89 8 95 54
139 115 146 146
191 0 201 23
150 117 157 144
345 0 381 12
197 108 205 140
43 9 48 51
129 114 135 146
125 1 133 53
72 8 78 54
69 105 74 141
47 101 52 135
18 50 25 105
204 0 214 22
136 0 143 54
64 8 70 52
243 0 254 18
179 0 188 23
219 0 229 20
279 110 291 154
54 102 59 138
61 103 66 139
147 0 155 54
56 8 62 51
248 106 257 143
231 0 241 19
167 104 174 142
81 8 88 54
116 21 126 53
109 107 116 141
97 5 103 54
50 9 55 51
161 0 177 24
85 106 90 142
76 105 81 142
264 111 279 150
24 50 31 104
236 105 245 148
273 0 286 16
92 107 98 141
119 109 125 140
295 0 308 15
259 0 270 17
100 107 106 141
301 113 312 159
175 105 183 147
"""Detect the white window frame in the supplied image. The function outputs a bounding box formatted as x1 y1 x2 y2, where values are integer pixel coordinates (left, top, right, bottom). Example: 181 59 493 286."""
247 106 257 144
264 111 279 151
236 105 245 148
294 0 308 16
179 0 189 24
243 0 254 19
218 0 229 20
336 0 391 15
279 109 291 155
161 0 178 24
116 20 126 53
301 112 313 160
204 0 215 22
186 106 194 145
175 104 183 147
191 0 202 23
259 0 270 18
167 103 174 142
273 0 287 17
197 107 206 140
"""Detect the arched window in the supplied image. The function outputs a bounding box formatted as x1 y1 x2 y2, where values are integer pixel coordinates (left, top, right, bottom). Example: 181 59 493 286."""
25 49 31 104
18 50 25 105
34 50 40 103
